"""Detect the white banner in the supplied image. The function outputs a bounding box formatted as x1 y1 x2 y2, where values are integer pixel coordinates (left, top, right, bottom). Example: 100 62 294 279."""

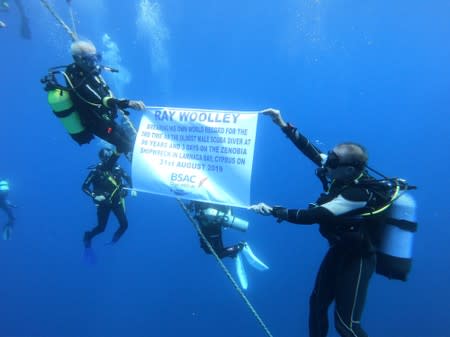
132 107 259 207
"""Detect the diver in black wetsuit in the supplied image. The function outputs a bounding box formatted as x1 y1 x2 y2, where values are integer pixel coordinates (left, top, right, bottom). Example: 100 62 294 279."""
64 40 145 154
250 108 396 337
190 201 245 259
82 148 136 248
0 179 16 240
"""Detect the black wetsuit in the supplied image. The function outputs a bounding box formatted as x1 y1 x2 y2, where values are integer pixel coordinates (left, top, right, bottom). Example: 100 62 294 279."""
0 194 15 227
191 202 243 259
82 162 132 246
65 64 134 153
277 123 386 337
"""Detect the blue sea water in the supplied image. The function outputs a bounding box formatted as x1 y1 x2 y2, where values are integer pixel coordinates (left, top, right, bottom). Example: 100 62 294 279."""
0 1 449 337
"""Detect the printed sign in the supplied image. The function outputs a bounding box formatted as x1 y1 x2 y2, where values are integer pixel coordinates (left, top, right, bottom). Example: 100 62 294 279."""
132 107 259 207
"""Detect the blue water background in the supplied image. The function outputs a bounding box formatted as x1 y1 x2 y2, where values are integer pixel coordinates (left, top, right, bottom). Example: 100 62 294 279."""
0 1 449 336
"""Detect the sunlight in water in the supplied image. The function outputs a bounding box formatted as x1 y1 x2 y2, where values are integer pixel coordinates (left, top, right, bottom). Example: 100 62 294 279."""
101 33 131 98
136 0 170 76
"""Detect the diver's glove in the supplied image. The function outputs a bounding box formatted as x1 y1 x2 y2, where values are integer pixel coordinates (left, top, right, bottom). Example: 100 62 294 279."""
248 202 273 216
127 100 146 110
94 195 106 202
107 98 145 111
271 206 289 223
261 108 288 128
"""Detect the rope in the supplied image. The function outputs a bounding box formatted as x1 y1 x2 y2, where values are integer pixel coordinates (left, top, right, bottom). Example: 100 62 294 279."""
117 109 137 162
119 109 138 135
176 198 274 337
40 0 78 42
67 2 78 40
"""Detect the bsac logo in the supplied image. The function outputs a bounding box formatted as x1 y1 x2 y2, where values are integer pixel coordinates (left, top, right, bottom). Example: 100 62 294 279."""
170 173 208 187
170 173 197 184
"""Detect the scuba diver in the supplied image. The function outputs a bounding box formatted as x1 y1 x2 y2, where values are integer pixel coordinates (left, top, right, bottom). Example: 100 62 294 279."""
189 201 269 290
0 0 31 39
190 201 246 259
82 148 137 248
42 40 145 158
250 108 417 337
0 179 16 240
0 1 8 28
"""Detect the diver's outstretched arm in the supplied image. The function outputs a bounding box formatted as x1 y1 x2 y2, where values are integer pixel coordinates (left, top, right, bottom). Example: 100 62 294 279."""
262 108 324 166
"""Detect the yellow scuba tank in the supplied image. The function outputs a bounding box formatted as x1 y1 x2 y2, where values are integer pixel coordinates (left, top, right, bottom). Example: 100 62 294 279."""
47 88 93 145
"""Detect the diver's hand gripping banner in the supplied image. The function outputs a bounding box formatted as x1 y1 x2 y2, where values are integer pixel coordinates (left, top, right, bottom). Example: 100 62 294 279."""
132 107 259 207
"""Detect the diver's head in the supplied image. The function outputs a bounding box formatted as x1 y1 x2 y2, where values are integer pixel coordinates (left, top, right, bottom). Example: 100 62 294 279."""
324 142 368 182
70 40 101 73
98 148 113 164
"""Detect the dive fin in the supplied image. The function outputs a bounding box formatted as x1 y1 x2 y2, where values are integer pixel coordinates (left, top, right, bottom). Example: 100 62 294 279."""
236 253 248 290
242 243 269 271
83 247 97 265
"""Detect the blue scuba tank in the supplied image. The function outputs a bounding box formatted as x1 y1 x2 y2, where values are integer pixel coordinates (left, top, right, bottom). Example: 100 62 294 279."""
376 192 417 281
202 207 249 232
0 180 9 195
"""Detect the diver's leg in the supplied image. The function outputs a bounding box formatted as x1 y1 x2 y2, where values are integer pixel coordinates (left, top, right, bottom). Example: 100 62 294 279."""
108 125 134 154
198 223 228 257
222 241 245 259
90 120 133 155
0 202 15 225
309 246 340 337
199 234 213 254
111 201 128 243
84 204 110 247
200 233 225 256
334 252 375 337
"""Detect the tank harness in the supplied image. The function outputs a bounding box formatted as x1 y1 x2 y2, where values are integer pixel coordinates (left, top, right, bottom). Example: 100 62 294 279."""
359 176 417 281
332 170 418 281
